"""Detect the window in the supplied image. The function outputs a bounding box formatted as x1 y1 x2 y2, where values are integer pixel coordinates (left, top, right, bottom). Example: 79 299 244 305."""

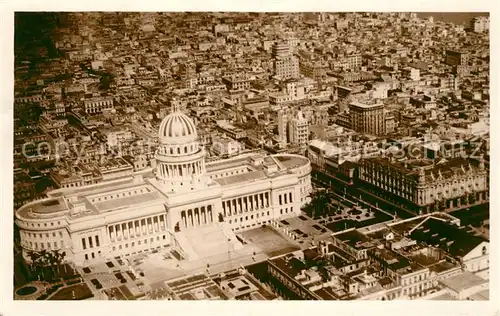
85 254 88 260
88 237 93 248
482 246 487 255
95 235 100 247
82 238 87 250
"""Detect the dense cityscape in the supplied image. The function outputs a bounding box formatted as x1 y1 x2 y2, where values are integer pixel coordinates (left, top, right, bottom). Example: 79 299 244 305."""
13 12 490 301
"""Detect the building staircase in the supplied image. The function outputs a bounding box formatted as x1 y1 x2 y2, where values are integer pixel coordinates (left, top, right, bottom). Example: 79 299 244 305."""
174 224 243 261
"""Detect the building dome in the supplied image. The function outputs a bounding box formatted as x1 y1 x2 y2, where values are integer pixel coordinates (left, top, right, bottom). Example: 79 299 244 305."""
155 109 207 192
158 111 198 144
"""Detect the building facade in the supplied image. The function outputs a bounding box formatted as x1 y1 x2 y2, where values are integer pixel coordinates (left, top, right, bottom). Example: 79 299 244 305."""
272 42 300 80
349 102 385 136
16 109 312 266
288 111 309 147
357 157 488 214
84 96 114 114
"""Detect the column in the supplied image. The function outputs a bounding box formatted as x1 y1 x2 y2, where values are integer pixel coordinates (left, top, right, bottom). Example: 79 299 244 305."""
128 222 134 238
115 224 121 240
249 195 254 211
187 210 192 227
202 206 207 224
135 220 141 236
148 217 153 233
208 205 213 223
159 215 165 230
109 226 115 241
153 216 158 232
122 223 128 239
181 211 187 228
142 219 147 235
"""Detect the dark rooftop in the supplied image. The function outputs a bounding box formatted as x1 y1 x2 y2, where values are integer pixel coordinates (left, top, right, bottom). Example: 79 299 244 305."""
410 218 488 258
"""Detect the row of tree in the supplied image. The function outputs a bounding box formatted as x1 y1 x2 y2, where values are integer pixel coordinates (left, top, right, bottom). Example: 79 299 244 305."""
303 189 343 219
26 249 71 281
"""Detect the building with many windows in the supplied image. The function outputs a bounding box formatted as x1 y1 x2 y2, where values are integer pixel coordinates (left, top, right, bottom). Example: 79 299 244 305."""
357 156 488 214
470 16 489 33
16 109 312 266
348 101 385 136
84 96 114 114
288 111 309 147
272 42 300 80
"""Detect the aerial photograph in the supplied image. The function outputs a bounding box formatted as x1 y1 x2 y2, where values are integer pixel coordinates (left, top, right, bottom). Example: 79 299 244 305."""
12 12 490 301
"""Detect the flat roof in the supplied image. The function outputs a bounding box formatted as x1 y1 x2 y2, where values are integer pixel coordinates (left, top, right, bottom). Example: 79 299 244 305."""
349 101 383 109
334 229 371 249
214 170 267 186
439 272 487 293
93 191 164 212
430 292 458 300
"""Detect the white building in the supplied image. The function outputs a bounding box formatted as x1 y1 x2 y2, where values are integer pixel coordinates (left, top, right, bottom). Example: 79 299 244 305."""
16 109 312 266
84 96 114 114
410 68 420 81
278 108 293 145
470 16 489 33
272 42 300 80
289 111 309 147
211 137 244 157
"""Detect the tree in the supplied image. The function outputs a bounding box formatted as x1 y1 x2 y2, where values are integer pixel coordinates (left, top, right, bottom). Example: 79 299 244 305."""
306 190 330 218
316 258 331 283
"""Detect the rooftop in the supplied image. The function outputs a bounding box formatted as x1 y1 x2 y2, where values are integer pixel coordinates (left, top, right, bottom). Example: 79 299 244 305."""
410 217 488 258
439 271 487 293
334 229 373 250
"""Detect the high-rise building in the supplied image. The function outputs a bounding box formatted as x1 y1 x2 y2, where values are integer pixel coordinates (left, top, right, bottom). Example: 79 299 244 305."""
272 42 300 80
348 101 385 136
278 108 291 144
470 16 489 33
289 111 309 146
445 50 469 67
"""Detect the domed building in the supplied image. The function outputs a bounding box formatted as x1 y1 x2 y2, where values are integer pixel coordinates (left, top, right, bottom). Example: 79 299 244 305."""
15 108 312 266
155 110 207 191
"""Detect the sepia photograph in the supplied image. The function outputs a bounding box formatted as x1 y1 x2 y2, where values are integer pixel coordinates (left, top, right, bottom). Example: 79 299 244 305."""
6 7 494 307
